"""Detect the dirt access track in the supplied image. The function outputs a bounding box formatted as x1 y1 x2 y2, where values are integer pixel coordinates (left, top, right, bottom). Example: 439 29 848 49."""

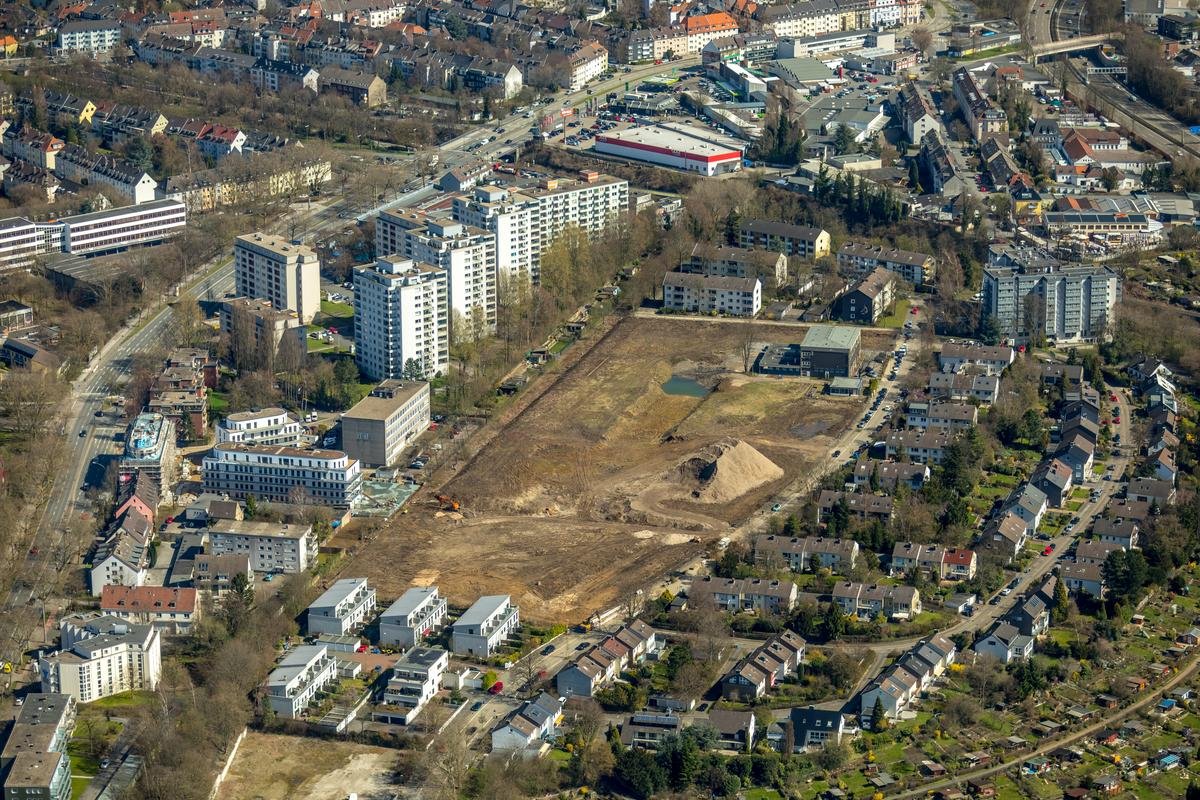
341 316 896 625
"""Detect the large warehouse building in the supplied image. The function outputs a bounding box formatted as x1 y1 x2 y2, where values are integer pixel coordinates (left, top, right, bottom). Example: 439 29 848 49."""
594 124 743 176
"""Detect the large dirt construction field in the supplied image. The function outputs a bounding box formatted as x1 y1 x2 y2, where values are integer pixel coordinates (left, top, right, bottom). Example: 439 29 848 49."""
341 316 893 624
216 732 402 799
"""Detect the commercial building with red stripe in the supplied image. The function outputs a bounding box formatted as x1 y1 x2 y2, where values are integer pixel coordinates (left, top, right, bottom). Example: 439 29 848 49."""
594 124 743 176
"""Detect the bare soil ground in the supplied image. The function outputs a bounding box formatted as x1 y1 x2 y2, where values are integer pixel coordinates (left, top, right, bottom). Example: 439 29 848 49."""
217 732 401 800
338 316 894 625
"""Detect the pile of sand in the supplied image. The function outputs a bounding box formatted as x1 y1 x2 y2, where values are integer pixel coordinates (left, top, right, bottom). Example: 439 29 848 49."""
671 438 783 504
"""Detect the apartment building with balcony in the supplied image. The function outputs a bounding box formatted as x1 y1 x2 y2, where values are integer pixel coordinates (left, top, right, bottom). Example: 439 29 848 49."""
375 647 449 725
201 442 363 507
341 380 430 468
215 407 308 448
0 693 76 800
39 615 162 703
265 644 338 718
354 257 449 380
378 586 448 648
118 412 177 496
306 578 377 636
451 595 520 657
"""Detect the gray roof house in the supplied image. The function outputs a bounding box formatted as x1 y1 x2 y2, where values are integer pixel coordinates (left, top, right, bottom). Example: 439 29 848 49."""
973 622 1034 663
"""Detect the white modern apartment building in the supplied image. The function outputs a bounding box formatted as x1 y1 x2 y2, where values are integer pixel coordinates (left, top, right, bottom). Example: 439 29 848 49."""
233 232 321 324
206 520 317 574
306 578 377 636
215 407 308 447
341 380 431 467
568 42 609 92
265 644 338 718
451 595 520 658
118 412 177 496
450 174 629 284
354 257 450 380
982 261 1121 344
376 213 497 336
202 443 363 507
377 647 449 724
379 586 449 648
39 615 162 703
56 19 121 54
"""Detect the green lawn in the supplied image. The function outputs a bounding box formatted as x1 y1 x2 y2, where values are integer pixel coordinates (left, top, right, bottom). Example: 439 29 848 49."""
743 789 782 800
320 300 354 318
208 391 228 414
876 299 911 329
87 691 156 711
70 776 91 800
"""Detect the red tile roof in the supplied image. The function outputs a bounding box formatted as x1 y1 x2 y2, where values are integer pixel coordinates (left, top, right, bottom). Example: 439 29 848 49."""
100 586 197 615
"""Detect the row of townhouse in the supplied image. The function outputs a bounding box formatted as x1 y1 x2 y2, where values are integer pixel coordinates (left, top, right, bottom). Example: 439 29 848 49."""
936 342 1016 375
904 401 978 431
555 620 658 697
88 468 160 597
852 459 930 491
831 581 922 621
951 67 1007 142
889 542 978 581
161 157 332 214
816 490 895 526
927 370 1001 404
616 12 740 63
148 347 216 442
884 427 956 465
0 124 158 205
689 576 798 614
753 535 860 573
856 634 957 725
720 629 807 701
99 586 199 635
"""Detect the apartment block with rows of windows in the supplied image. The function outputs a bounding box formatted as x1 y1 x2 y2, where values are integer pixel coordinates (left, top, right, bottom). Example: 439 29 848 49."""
201 443 363 507
233 232 321 324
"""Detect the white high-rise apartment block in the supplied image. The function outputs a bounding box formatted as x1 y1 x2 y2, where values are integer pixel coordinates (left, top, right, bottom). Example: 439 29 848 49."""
354 257 450 380
377 212 496 336
450 174 629 284
233 232 321 324
982 248 1121 344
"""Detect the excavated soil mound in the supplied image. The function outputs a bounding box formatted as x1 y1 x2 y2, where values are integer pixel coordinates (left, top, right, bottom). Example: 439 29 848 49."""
671 438 784 504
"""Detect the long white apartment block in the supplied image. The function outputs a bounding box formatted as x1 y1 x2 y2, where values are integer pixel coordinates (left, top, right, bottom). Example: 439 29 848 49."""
375 211 496 336
0 200 186 272
378 586 449 648
354 257 450 380
451 173 629 284
202 443 363 507
234 232 321 324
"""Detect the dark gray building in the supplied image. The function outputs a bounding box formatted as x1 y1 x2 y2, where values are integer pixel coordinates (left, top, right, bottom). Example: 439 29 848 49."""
798 325 861 378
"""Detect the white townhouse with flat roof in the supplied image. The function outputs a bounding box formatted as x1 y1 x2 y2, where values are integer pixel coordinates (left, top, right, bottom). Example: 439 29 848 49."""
265 644 338 718
378 586 448 648
215 407 307 447
306 578 377 636
451 595 520 657
376 647 449 725
206 520 316 574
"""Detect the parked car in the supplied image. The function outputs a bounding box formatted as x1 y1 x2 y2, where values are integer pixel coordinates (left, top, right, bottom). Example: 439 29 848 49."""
488 681 504 695
540 644 556 656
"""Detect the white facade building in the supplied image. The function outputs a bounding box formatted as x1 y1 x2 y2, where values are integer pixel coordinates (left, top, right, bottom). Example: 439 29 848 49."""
56 20 121 54
39 615 162 703
306 577 377 636
568 42 609 91
451 595 520 658
215 407 307 447
206 520 317 574
265 644 338 718
378 647 449 724
354 257 450 380
202 443 363 507
450 175 629 284
983 261 1121 344
375 214 497 337
233 232 321 324
379 586 449 648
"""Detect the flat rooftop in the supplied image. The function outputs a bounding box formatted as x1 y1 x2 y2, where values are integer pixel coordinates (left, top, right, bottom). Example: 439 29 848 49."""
208 519 312 539
598 125 742 158
343 381 428 422
802 325 861 351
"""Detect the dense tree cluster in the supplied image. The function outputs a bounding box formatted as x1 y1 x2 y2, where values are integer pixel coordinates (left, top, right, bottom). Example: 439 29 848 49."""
1125 28 1200 124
